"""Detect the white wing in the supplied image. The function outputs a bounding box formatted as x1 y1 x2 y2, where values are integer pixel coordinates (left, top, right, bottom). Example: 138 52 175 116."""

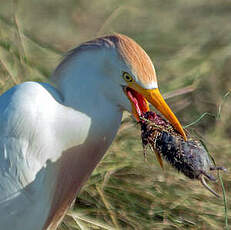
0 82 64 230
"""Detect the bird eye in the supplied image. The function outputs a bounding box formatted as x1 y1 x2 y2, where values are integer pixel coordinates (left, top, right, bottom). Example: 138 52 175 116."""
122 72 134 82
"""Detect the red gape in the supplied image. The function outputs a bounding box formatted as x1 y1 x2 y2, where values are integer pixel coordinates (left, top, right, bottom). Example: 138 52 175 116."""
126 87 149 117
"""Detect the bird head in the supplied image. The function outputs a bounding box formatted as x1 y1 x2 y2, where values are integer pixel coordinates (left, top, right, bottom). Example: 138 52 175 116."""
52 34 186 140
101 34 186 140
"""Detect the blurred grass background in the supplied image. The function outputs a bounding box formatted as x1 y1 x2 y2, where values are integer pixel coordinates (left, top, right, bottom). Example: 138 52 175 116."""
0 0 230 229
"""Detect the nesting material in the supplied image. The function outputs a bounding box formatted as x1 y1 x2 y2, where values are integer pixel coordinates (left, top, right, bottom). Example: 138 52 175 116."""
139 111 226 197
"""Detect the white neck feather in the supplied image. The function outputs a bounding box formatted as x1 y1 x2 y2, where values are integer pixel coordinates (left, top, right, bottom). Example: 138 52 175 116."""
52 49 124 136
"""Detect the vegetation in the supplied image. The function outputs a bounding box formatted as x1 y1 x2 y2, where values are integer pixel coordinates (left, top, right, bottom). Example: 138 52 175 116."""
0 0 230 229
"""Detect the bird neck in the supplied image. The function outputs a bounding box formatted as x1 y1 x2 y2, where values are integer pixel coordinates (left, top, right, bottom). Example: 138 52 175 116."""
50 50 124 185
52 50 123 131
50 53 124 166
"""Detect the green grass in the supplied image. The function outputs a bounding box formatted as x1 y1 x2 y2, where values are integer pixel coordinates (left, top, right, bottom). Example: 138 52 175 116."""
0 0 231 229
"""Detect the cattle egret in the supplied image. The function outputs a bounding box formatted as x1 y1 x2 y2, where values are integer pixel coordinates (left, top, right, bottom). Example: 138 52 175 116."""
0 34 186 230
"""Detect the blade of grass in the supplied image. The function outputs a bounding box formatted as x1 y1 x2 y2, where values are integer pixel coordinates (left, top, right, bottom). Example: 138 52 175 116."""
96 186 120 230
217 90 231 120
218 172 228 230
184 112 215 128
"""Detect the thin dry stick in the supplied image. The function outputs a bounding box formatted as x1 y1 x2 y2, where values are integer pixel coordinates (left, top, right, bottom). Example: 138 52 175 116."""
163 85 196 100
71 216 85 230
0 58 18 84
69 212 115 230
0 42 50 80
0 15 62 55
14 14 27 63
13 0 27 63
96 6 140 36
96 186 120 230
97 6 124 36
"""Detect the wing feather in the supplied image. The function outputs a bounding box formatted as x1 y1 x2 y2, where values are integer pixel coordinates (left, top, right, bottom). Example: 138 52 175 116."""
0 82 63 230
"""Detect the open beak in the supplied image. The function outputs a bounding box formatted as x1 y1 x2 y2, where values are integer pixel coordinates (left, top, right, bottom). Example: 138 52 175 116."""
124 83 187 141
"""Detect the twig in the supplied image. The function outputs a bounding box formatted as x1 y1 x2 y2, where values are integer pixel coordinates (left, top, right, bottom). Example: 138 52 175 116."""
0 15 62 55
13 0 27 63
96 6 140 36
163 85 196 100
97 6 123 36
96 186 120 230
69 212 115 230
0 57 18 84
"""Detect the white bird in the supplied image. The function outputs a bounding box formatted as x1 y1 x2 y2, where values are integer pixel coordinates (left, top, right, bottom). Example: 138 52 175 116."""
0 34 186 230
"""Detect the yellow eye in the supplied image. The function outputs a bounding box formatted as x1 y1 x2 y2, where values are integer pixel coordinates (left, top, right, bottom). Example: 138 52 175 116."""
122 72 134 82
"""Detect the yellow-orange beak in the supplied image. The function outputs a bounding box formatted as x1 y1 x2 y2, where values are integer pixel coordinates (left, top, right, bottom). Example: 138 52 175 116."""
125 83 187 141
